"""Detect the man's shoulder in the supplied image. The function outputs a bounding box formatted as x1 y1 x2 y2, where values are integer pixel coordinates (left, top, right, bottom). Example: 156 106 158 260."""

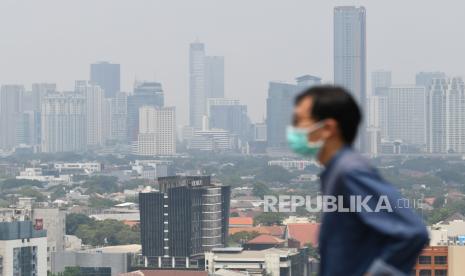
335 148 374 175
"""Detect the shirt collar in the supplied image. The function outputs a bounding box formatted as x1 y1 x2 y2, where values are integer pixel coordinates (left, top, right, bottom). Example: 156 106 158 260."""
319 145 351 183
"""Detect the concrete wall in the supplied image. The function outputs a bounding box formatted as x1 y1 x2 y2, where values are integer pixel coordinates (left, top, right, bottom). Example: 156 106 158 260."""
0 237 47 276
51 251 129 276
449 246 465 276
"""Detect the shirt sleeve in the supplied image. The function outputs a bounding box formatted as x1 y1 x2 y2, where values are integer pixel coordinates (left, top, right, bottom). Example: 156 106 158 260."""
343 169 429 274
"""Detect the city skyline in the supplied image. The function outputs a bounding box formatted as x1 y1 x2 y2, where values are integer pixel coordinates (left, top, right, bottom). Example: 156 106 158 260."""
2 1 465 124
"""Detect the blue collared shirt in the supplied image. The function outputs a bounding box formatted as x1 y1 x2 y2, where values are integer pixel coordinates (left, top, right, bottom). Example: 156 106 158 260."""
318 147 429 276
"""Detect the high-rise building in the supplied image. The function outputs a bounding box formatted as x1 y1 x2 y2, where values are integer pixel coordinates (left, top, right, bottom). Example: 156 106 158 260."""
189 42 225 129
205 56 224 99
386 86 427 147
137 106 176 156
207 98 250 141
252 122 267 142
265 75 320 150
368 71 391 142
32 83 56 112
76 81 105 147
0 221 47 276
32 208 66 271
108 92 128 143
139 176 230 268
416 72 447 89
371 70 392 95
427 77 465 153
189 42 207 129
41 92 87 153
90 61 120 98
334 6 367 151
0 85 24 150
127 81 164 142
17 111 41 147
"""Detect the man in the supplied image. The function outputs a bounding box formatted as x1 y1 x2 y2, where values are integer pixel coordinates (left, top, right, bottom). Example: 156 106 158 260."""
288 86 429 276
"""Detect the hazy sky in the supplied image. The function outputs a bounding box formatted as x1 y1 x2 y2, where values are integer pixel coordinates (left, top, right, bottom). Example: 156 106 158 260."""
1 0 465 124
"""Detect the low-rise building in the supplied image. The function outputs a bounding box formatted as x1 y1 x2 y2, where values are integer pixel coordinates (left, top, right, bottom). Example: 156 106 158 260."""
51 244 140 276
0 221 47 276
205 247 309 276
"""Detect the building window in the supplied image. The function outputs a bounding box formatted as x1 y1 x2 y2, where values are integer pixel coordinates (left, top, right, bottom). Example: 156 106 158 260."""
434 256 447 265
434 270 447 276
418 256 431 264
418 270 432 276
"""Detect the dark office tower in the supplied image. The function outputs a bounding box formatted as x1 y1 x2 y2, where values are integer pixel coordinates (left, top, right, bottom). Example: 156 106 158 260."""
90 61 120 98
334 6 367 152
266 75 321 150
139 176 230 269
127 81 164 142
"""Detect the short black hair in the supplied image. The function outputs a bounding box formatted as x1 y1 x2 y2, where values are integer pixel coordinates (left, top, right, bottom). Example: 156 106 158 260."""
295 85 362 145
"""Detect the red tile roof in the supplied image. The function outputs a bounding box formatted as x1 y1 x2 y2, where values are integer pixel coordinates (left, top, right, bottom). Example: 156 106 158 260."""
247 234 285 245
229 217 254 226
286 223 320 247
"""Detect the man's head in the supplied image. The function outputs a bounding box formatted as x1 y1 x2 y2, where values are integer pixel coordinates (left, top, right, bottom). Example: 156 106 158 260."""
291 85 362 163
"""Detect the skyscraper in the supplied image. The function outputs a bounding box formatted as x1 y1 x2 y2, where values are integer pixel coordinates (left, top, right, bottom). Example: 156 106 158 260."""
32 83 56 112
266 75 321 150
334 6 367 151
386 86 426 146
139 176 230 268
189 42 225 129
90 61 120 98
207 98 250 142
189 42 207 129
108 92 128 143
371 70 392 95
205 56 225 99
137 106 176 156
427 77 465 153
127 81 164 142
416 72 447 153
41 92 86 153
0 85 24 150
75 81 105 147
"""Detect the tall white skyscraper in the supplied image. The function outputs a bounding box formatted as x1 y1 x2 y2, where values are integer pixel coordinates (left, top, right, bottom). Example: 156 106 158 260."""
137 106 176 156
75 81 104 147
334 6 367 151
0 85 24 150
41 92 86 153
189 42 224 129
387 86 426 146
427 77 465 153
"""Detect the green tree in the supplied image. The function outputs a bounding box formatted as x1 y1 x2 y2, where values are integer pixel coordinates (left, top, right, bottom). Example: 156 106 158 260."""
229 231 260 245
66 213 94 235
252 182 273 199
1 179 43 190
254 212 285 226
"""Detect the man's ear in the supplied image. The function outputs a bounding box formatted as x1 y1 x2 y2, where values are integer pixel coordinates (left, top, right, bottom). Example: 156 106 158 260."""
324 119 339 138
